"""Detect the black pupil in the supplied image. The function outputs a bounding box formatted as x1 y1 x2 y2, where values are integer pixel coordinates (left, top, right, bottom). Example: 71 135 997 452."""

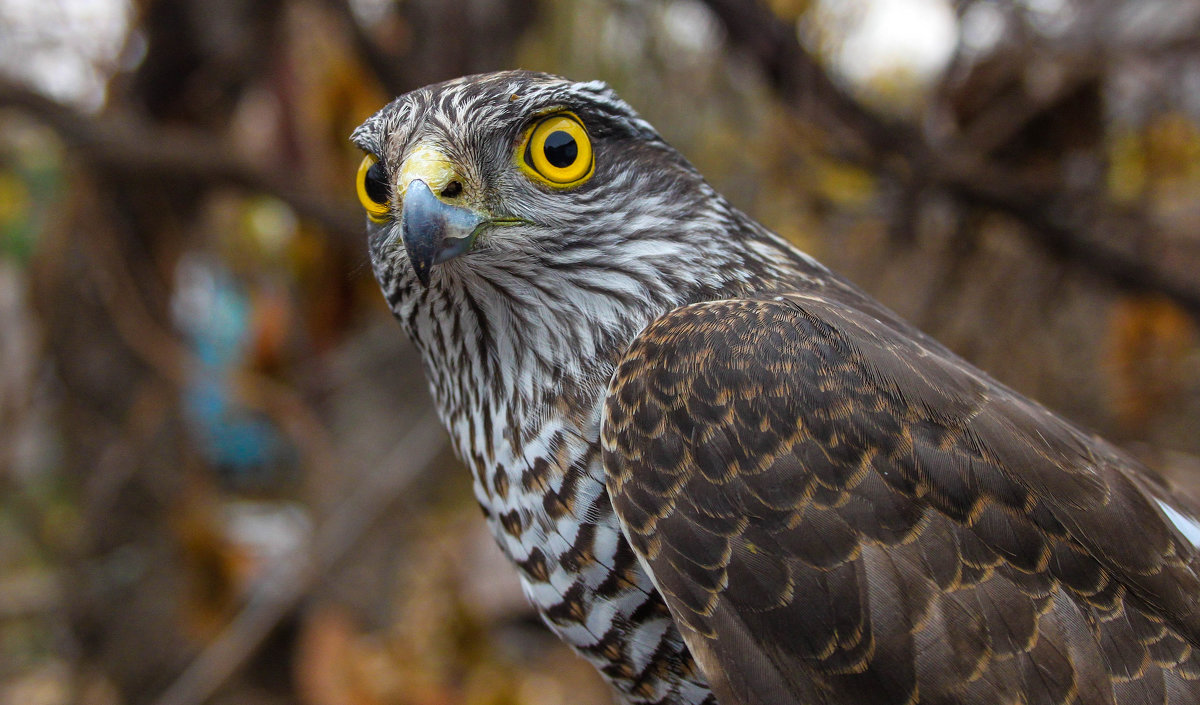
543 130 578 169
365 161 390 204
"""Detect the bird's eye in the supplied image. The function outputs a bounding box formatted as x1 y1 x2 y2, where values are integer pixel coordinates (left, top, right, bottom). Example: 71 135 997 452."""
520 113 593 187
356 154 391 222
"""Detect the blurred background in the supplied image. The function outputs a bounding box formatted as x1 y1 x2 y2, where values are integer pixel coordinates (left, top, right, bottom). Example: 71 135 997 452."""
3 0 1200 704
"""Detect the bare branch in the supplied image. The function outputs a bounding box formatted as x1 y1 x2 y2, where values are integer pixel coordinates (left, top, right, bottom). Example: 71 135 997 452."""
74 190 339 478
319 0 411 96
700 0 916 163
149 411 446 705
0 79 362 238
700 0 1200 319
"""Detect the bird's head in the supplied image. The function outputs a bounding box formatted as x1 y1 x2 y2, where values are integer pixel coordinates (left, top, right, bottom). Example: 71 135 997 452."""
351 72 788 313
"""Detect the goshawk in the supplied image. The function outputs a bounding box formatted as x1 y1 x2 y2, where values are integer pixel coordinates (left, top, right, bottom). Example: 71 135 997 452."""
352 70 1200 705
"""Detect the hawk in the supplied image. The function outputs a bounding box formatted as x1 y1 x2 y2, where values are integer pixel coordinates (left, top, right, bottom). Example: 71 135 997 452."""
351 71 1200 705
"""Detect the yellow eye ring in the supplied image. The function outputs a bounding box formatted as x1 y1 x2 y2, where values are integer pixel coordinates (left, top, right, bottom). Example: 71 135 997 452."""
356 154 392 222
519 113 593 188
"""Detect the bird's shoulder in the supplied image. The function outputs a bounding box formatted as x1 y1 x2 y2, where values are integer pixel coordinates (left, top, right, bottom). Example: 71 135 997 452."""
600 290 1200 705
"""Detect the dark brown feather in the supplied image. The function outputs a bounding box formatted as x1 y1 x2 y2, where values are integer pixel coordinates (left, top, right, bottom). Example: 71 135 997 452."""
602 292 1200 705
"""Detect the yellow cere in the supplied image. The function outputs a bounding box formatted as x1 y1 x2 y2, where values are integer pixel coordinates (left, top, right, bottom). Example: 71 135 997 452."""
356 154 391 222
399 145 459 199
520 112 593 188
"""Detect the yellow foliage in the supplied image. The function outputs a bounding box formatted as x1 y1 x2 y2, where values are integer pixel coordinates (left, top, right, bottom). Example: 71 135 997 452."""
858 65 928 116
765 0 815 23
0 171 30 226
813 158 875 208
1105 295 1197 435
1143 112 1200 182
1107 130 1146 203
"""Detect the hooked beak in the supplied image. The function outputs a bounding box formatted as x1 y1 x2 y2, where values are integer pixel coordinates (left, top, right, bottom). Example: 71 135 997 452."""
401 179 485 287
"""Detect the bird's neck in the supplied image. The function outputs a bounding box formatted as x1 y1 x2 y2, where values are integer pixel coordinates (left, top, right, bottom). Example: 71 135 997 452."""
397 204 827 475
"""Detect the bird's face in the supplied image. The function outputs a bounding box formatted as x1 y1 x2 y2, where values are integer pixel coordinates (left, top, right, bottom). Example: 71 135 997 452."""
350 71 726 302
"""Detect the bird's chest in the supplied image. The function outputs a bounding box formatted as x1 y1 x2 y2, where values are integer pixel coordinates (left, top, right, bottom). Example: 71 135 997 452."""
402 306 711 703
448 396 642 629
436 394 711 704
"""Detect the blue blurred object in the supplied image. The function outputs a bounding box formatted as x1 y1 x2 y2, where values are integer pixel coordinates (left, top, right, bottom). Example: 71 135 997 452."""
173 254 289 489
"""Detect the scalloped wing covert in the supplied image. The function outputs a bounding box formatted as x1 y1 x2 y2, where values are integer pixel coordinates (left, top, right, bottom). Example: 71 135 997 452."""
601 292 1200 705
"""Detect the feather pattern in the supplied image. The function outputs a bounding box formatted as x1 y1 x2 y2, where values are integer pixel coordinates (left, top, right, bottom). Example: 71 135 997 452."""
356 70 1200 705
602 293 1200 705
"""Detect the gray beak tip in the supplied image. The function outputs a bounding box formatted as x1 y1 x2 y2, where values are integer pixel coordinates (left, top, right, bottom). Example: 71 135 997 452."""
401 179 485 288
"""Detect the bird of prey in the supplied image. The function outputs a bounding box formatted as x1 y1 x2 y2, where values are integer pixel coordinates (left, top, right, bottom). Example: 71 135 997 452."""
351 71 1200 705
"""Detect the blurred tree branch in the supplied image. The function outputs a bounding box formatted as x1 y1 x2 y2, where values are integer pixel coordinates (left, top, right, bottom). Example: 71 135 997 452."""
699 0 914 162
700 0 1200 320
320 0 410 96
0 78 361 238
75 193 337 477
2 1 539 703
151 410 445 705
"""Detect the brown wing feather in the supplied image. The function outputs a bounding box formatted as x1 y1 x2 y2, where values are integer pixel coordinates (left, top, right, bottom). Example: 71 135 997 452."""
601 292 1200 705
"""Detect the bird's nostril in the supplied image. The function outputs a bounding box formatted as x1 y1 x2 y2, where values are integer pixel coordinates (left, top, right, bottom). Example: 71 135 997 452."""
441 180 463 199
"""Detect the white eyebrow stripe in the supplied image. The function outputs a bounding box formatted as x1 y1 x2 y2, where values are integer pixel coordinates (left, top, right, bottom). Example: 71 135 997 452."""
1156 498 1200 547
